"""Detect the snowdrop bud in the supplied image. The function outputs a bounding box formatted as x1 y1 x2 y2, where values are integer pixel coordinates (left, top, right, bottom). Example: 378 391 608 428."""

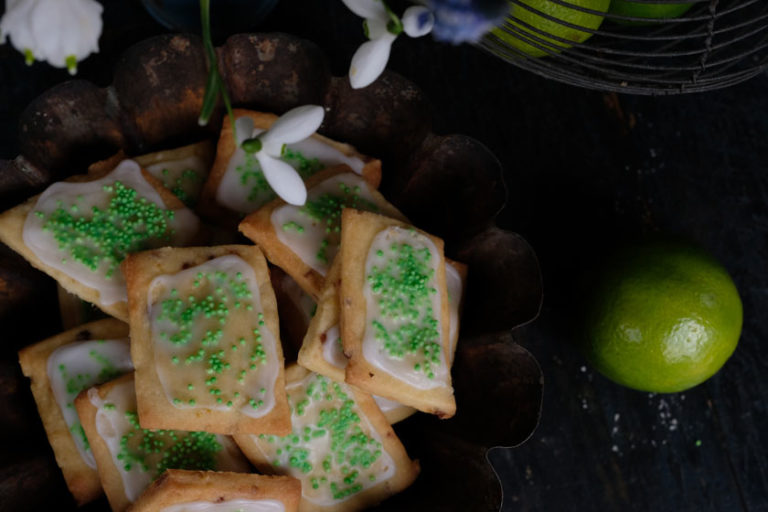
1 0 103 74
402 6 435 38
349 32 397 89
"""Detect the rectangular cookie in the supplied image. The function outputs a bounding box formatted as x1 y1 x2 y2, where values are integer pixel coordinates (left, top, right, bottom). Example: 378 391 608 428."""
128 470 301 512
17 318 132 505
296 255 346 383
75 373 251 512
122 245 291 435
295 258 419 424
234 364 419 512
0 159 201 321
239 166 406 300
339 209 456 418
271 265 317 362
88 140 215 209
199 109 382 224
297 256 466 424
298 257 467 382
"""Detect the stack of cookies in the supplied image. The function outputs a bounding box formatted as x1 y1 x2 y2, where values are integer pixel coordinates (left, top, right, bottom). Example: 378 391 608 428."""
4 109 467 512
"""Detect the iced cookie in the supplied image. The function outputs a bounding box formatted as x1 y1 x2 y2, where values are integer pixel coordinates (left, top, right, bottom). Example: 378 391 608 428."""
0 159 200 321
17 318 133 505
339 210 455 418
122 245 290 435
199 109 381 223
297 255 465 424
75 373 250 512
234 365 419 512
296 257 346 383
270 266 317 362
295 258 417 425
128 470 301 512
89 141 215 208
239 167 406 299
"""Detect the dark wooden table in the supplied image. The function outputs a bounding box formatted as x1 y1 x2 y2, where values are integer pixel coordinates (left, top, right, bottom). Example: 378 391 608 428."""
1 1 767 511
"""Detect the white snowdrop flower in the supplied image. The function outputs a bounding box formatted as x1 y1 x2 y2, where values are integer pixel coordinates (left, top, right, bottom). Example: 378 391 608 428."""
402 6 434 38
0 0 103 74
238 105 325 206
343 0 434 89
349 31 397 89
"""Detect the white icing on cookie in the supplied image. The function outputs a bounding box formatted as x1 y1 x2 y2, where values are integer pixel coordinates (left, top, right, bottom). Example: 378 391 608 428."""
47 338 133 468
271 173 380 276
362 227 448 390
23 160 199 305
148 255 280 419
372 395 404 415
160 499 286 512
320 324 346 370
145 154 207 205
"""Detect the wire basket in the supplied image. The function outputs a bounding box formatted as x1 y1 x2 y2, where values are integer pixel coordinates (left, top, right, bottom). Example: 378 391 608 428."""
480 0 768 94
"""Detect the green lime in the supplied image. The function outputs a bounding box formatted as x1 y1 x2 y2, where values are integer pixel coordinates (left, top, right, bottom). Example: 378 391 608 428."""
581 239 742 393
491 0 611 58
609 0 693 25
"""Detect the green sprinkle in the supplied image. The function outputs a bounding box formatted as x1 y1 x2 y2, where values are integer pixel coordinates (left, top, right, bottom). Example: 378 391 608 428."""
283 221 305 233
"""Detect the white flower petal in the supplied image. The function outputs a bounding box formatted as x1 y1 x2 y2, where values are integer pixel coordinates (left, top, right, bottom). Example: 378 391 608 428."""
1 1 40 57
340 0 388 21
234 116 256 148
349 34 396 89
256 154 307 206
32 0 102 69
403 6 434 38
260 105 325 155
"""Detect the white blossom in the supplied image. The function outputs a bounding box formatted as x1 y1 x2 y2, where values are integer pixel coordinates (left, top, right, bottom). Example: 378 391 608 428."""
343 0 434 89
237 105 325 206
0 0 103 74
349 32 397 90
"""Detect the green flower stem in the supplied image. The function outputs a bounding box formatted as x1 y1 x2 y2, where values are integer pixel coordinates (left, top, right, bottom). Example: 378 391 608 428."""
198 0 236 134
